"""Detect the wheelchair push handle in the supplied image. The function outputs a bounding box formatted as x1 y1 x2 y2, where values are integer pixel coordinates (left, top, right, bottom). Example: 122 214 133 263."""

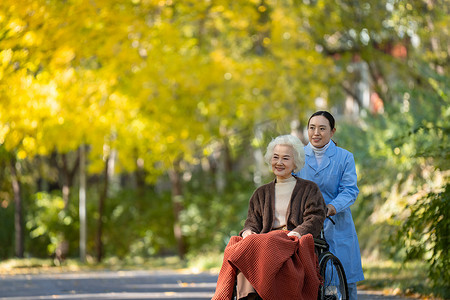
325 207 336 225
327 215 335 225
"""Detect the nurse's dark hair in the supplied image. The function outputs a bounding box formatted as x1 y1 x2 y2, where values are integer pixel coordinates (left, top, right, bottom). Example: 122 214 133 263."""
308 111 335 130
308 110 337 145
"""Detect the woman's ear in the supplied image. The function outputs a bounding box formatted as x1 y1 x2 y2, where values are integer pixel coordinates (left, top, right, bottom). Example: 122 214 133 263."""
330 128 336 137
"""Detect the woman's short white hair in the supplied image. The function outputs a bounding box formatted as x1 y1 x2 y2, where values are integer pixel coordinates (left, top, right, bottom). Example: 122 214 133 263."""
264 134 305 173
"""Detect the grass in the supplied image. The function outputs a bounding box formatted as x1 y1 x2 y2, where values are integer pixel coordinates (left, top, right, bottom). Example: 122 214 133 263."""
0 255 188 275
359 258 440 299
0 255 446 299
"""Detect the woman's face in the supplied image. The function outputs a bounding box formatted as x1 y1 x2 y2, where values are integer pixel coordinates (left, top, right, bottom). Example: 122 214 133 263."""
271 144 296 180
308 115 336 148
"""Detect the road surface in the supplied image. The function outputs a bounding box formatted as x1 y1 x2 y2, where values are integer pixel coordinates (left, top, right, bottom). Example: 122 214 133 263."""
0 270 414 299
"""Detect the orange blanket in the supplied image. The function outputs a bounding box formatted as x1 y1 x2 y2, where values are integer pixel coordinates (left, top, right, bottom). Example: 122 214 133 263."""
212 231 320 300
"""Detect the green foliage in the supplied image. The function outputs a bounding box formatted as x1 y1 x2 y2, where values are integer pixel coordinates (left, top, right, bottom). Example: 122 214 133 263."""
0 202 14 259
182 171 254 253
0 149 14 259
25 192 78 257
337 56 449 297
101 187 176 258
394 184 449 297
22 186 178 259
385 67 449 295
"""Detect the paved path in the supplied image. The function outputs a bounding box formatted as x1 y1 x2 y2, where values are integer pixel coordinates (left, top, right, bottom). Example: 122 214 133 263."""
0 270 414 300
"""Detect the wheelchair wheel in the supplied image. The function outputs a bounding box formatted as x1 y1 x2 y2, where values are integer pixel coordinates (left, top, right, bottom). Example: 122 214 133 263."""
318 252 349 300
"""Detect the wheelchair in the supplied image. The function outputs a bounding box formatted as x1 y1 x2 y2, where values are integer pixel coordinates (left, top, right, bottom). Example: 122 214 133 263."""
314 216 349 300
232 217 349 300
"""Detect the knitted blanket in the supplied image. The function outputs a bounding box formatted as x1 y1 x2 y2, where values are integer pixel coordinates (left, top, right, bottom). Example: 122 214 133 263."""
212 231 320 300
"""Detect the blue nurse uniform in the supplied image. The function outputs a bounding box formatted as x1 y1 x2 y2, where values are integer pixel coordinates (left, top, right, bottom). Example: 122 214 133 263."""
294 141 364 284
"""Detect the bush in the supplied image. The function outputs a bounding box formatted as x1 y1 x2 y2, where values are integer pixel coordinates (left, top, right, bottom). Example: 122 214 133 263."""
394 183 450 298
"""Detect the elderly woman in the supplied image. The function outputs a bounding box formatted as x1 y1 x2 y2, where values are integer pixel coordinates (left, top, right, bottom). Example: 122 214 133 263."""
237 134 326 300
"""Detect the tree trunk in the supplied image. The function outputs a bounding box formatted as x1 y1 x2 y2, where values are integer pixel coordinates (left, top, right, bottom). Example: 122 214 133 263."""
168 158 186 259
223 137 233 173
96 154 111 263
61 153 71 209
60 152 80 210
10 157 24 258
135 153 146 198
79 145 87 263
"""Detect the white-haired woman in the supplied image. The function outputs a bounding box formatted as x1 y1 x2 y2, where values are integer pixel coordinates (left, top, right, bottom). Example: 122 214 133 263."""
237 134 326 300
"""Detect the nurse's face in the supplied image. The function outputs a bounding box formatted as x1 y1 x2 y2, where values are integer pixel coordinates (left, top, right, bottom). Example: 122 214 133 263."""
271 144 296 180
308 115 336 148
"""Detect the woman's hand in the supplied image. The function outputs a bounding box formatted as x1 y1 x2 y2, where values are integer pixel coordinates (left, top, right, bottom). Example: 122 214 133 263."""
287 231 302 239
326 204 337 216
242 230 256 239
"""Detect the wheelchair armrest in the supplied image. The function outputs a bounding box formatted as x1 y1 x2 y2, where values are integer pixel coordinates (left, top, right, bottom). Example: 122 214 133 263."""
314 238 329 250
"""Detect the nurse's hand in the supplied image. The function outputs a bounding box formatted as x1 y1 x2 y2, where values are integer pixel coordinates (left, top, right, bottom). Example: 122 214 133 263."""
242 230 256 239
326 204 336 216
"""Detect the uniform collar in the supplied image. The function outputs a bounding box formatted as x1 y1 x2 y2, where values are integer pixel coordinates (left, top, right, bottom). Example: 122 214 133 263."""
305 141 337 171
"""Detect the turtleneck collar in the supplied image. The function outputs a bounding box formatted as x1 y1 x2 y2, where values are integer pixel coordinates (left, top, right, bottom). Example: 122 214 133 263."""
310 141 331 167
276 175 296 184
310 140 331 156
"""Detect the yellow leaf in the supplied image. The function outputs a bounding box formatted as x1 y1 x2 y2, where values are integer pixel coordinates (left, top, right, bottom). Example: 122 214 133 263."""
22 31 38 46
17 150 27 159
0 49 13 65
52 46 75 65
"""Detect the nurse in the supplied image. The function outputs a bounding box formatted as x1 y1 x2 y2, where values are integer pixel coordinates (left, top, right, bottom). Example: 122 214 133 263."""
294 111 364 299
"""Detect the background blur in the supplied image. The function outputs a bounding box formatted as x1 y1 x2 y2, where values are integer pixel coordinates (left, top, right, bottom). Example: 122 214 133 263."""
0 0 448 298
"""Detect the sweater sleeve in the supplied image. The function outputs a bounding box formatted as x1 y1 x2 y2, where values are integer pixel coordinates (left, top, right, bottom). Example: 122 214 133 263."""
239 188 264 236
291 181 326 237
